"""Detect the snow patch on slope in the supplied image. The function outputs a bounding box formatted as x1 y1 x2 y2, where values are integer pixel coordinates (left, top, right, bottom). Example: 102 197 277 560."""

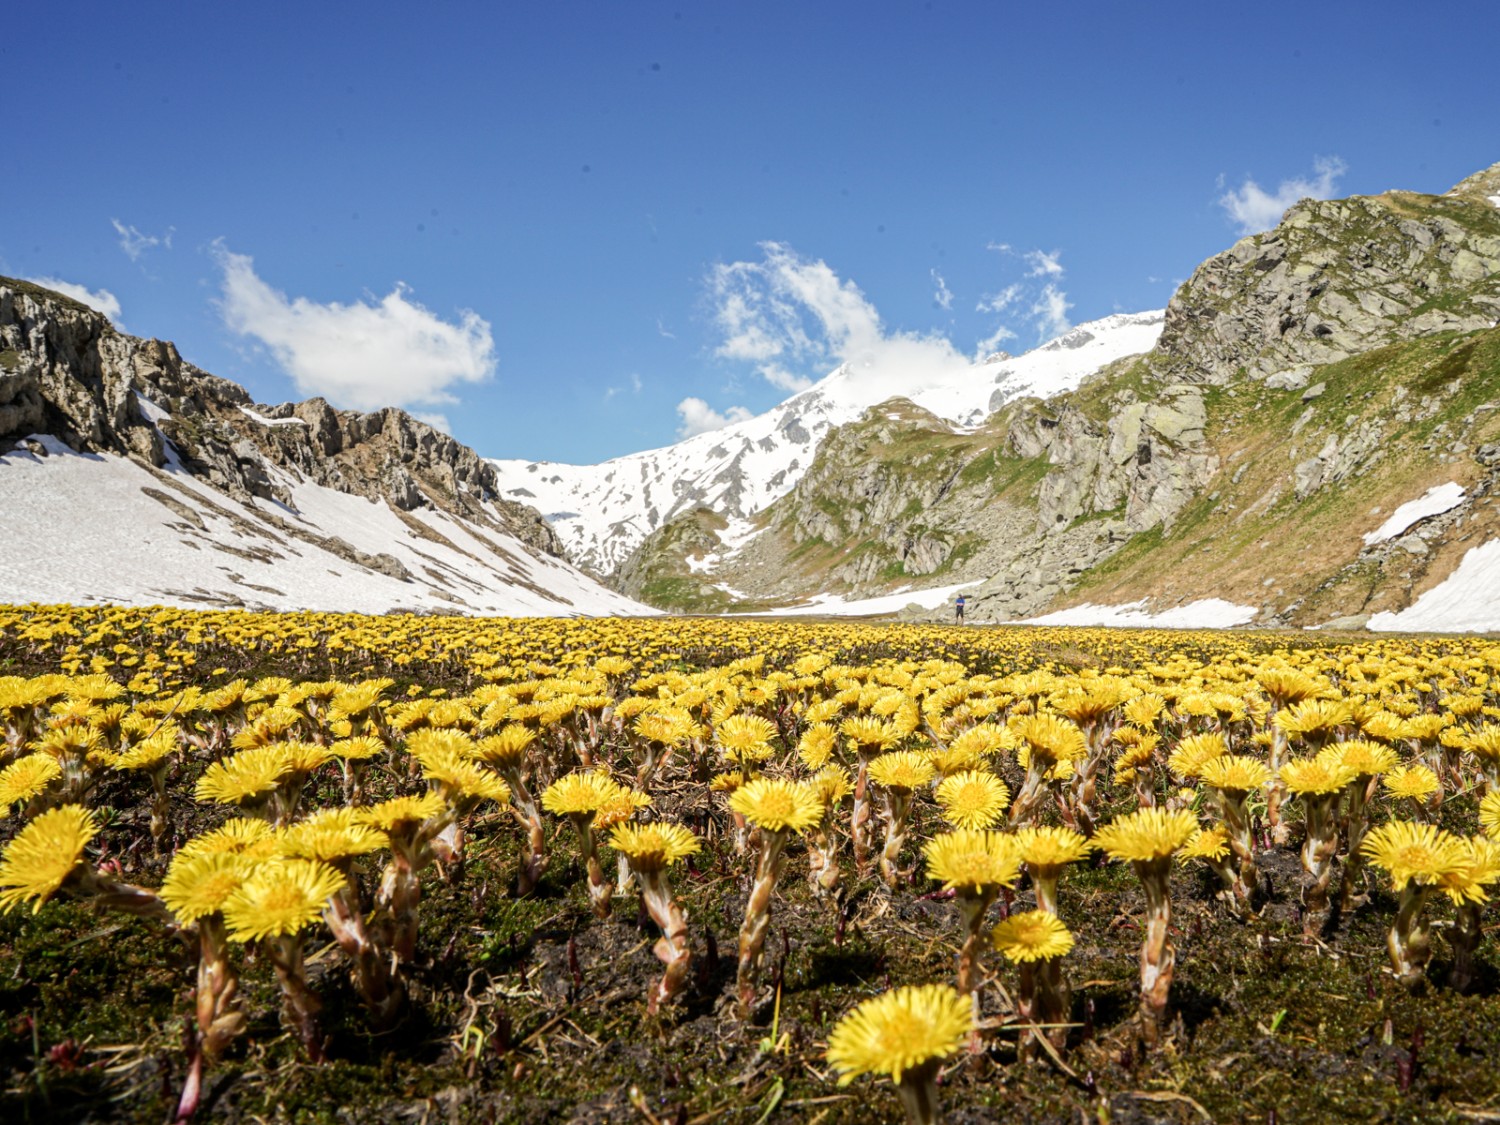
0 436 654 617
739 580 983 618
1019 599 1258 629
491 311 1164 575
1368 539 1500 633
1363 482 1465 545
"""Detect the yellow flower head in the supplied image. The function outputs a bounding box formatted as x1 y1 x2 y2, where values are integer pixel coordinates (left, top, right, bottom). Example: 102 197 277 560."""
194 744 293 806
1197 754 1273 795
1279 757 1356 796
1008 713 1087 765
991 909 1075 963
1093 808 1198 863
840 715 901 753
1179 824 1232 864
541 771 623 817
357 791 449 832
1464 724 1500 763
1256 667 1324 705
1275 698 1352 742
277 808 389 863
593 785 653 830
1167 733 1228 780
945 724 1009 762
1382 763 1441 803
1014 825 1093 870
331 735 386 761
161 850 255 924
867 750 936 793
0 754 62 812
419 749 512 804
1480 790 1500 840
0 804 96 913
797 724 837 770
825 983 972 1084
179 816 280 861
715 714 779 759
808 765 853 808
113 733 177 772
923 829 1020 894
1361 820 1470 892
1123 693 1166 730
609 822 700 872
1437 836 1500 905
1322 739 1398 778
634 710 694 748
220 859 347 943
474 724 537 768
728 777 822 834
934 770 1011 830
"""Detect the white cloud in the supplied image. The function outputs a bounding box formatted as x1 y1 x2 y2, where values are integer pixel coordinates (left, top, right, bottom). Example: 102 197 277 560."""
760 364 814 393
676 396 753 438
1219 156 1347 235
603 372 646 401
931 269 953 310
214 243 495 413
1030 283 1073 341
974 324 1017 358
112 219 173 261
707 241 968 401
1024 249 1065 278
977 282 1022 315
23 276 123 326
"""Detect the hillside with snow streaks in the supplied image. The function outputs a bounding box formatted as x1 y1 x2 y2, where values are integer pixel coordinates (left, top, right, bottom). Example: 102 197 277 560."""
490 310 1164 575
0 434 653 616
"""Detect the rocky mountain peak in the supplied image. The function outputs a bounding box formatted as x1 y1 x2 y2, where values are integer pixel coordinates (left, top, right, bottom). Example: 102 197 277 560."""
1154 176 1500 387
0 277 561 559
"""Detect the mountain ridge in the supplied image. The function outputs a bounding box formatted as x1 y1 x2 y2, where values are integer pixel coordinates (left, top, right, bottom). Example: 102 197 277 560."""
0 278 649 616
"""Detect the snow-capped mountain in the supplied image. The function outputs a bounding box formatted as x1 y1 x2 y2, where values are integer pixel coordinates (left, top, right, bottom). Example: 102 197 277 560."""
490 310 1165 576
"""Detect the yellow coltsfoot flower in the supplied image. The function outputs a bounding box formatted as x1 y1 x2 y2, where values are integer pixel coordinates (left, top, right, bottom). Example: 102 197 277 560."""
826 983 972 1125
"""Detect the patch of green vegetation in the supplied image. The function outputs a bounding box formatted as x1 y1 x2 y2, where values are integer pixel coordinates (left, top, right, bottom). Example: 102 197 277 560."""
639 575 736 614
0 348 21 371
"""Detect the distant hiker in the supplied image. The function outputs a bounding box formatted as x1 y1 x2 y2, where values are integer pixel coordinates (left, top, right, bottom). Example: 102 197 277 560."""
955 594 966 624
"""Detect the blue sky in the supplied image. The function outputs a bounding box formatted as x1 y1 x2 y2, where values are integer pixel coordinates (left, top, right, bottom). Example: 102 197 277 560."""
4 1 1496 463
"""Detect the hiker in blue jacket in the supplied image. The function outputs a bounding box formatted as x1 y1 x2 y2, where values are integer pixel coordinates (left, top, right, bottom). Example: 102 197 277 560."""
955 594 966 624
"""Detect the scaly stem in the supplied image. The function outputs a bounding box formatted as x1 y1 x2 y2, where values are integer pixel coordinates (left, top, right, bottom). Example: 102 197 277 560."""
1008 755 1053 828
805 809 842 895
878 787 916 886
1449 900 1484 993
851 749 879 870
1337 777 1374 911
195 916 245 1060
1266 722 1291 844
893 1058 945 1125
1134 857 1175 1046
323 876 404 1029
1218 790 1259 906
637 868 693 1014
568 813 612 919
1387 883 1434 990
954 891 996 998
1298 792 1341 934
735 829 789 1016
268 933 324 1062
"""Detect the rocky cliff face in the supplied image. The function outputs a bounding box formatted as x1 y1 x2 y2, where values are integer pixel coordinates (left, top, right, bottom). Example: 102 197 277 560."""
622 163 1500 627
0 278 562 561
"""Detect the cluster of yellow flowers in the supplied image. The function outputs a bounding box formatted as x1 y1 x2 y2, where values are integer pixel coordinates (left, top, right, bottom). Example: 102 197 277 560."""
3 604 1500 1123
